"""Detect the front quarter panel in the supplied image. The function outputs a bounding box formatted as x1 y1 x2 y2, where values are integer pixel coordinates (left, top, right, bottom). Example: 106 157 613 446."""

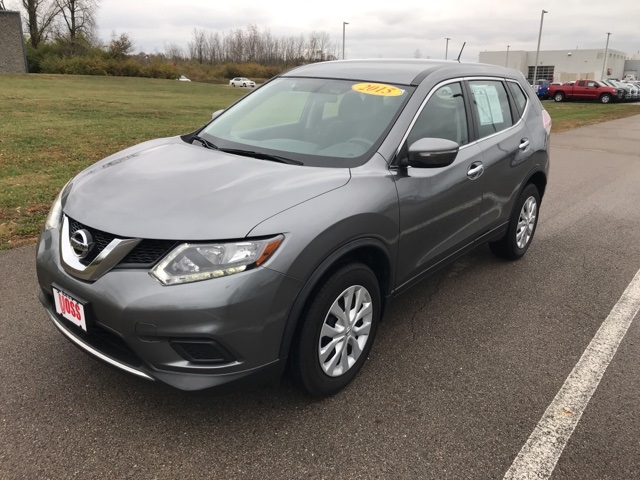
248 153 399 284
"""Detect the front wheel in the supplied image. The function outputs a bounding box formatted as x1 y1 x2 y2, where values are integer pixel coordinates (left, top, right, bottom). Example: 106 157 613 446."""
292 263 381 397
489 184 541 260
554 92 565 102
600 93 611 104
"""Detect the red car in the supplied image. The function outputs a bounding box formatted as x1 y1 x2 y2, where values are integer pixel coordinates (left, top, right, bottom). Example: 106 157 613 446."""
547 80 620 103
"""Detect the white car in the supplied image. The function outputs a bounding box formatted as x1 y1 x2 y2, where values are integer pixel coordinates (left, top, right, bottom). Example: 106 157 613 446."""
229 77 255 88
178 75 191 82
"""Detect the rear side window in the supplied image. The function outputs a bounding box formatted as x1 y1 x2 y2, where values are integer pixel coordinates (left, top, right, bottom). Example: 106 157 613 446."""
507 82 528 116
469 80 514 139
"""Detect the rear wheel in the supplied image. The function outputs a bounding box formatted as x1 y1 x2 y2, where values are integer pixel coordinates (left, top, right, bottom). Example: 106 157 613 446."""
292 263 381 397
553 92 565 102
600 93 612 104
489 184 540 260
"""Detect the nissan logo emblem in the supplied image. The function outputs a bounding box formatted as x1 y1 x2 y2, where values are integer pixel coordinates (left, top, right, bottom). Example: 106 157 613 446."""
70 229 94 259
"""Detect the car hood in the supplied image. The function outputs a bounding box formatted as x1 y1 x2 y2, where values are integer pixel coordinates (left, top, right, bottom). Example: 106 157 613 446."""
63 137 351 240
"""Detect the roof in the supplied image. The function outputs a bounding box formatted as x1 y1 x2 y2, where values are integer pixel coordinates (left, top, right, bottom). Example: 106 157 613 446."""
282 58 522 86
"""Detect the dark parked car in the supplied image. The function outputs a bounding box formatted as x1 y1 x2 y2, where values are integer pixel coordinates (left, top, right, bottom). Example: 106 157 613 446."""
37 59 551 397
531 79 550 99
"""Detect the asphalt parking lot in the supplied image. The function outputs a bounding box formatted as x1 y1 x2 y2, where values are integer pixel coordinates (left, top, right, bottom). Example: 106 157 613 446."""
1 115 640 479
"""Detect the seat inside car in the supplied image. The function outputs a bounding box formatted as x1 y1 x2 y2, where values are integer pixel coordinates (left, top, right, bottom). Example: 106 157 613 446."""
322 91 368 145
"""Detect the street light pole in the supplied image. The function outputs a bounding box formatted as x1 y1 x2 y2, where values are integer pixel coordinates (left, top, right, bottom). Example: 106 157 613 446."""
532 9 548 84
342 22 349 60
601 32 611 80
506 45 510 67
445 37 451 60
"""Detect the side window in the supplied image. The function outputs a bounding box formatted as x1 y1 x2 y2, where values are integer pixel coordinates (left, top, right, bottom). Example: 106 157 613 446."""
407 82 469 147
469 80 514 139
587 81 597 87
577 80 586 87
507 82 528 117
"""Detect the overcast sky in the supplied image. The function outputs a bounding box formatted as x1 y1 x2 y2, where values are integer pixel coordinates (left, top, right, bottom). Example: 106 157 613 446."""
12 0 640 60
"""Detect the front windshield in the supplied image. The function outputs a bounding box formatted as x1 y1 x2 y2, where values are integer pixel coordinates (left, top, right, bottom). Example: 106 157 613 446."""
201 77 413 167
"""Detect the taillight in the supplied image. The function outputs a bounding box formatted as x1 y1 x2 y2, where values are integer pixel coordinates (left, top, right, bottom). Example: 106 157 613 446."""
542 109 552 136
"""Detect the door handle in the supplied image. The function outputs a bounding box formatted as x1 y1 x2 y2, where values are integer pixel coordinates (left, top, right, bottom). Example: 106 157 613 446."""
467 162 484 180
519 139 530 150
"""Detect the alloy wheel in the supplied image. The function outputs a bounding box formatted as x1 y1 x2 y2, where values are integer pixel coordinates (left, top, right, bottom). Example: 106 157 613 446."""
318 285 373 377
516 196 537 249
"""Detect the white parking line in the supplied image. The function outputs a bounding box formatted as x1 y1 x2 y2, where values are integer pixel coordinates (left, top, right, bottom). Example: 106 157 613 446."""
503 268 640 480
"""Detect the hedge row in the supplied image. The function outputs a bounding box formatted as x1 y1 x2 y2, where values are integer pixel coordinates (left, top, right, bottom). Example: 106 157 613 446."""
31 52 287 82
38 56 179 79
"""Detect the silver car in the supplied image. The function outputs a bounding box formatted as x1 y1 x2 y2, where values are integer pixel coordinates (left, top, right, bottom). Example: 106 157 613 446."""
37 59 551 396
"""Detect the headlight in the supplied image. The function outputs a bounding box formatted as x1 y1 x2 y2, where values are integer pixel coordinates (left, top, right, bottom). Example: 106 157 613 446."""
44 181 70 231
150 235 284 285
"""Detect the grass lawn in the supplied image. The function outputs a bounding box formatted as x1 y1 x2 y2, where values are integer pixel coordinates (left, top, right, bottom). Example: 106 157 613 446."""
1 74 639 249
543 100 640 132
0 74 248 249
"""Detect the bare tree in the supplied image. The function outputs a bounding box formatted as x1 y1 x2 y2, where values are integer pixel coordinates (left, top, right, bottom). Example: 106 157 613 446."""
187 28 206 63
21 0 60 48
232 28 244 62
205 31 221 64
164 42 184 62
55 0 99 51
282 36 297 67
245 24 259 62
294 34 306 64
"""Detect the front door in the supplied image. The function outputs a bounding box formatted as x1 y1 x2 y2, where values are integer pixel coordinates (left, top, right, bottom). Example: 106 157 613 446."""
394 81 485 289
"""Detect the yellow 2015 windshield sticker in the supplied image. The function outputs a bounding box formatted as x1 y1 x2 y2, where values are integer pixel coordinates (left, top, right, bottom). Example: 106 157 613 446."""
352 83 404 96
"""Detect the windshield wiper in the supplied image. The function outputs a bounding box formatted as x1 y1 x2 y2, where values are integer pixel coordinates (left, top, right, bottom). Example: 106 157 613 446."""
191 135 218 150
219 148 303 165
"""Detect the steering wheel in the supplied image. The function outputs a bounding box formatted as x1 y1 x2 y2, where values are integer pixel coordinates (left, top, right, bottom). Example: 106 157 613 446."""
347 137 374 148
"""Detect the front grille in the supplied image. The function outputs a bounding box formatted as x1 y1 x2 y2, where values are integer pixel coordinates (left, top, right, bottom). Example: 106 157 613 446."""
120 239 177 267
67 217 175 268
68 218 116 265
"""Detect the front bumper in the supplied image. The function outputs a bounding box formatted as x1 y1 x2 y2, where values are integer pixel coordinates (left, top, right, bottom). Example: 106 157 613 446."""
36 228 303 391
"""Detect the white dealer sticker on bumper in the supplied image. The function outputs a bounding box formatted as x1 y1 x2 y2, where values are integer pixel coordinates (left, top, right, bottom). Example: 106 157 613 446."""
53 287 87 332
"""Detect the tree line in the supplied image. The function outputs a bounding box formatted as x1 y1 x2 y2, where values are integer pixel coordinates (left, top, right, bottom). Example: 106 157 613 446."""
4 0 339 80
180 26 339 66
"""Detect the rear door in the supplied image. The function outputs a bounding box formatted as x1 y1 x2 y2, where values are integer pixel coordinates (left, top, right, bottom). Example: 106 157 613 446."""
573 80 589 99
467 78 535 235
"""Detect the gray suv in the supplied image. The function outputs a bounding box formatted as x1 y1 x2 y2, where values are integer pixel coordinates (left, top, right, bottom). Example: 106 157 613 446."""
36 59 551 396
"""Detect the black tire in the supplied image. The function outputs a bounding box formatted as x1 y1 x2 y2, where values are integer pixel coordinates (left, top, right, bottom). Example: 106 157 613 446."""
600 93 611 104
232 83 236 87
242 83 246 87
489 183 541 260
553 92 564 102
292 263 381 397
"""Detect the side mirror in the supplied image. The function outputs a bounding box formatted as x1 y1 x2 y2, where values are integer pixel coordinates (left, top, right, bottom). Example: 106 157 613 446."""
406 138 459 168
211 109 224 120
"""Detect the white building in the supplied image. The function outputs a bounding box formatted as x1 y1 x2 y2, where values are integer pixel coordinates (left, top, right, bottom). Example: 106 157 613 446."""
479 48 629 82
